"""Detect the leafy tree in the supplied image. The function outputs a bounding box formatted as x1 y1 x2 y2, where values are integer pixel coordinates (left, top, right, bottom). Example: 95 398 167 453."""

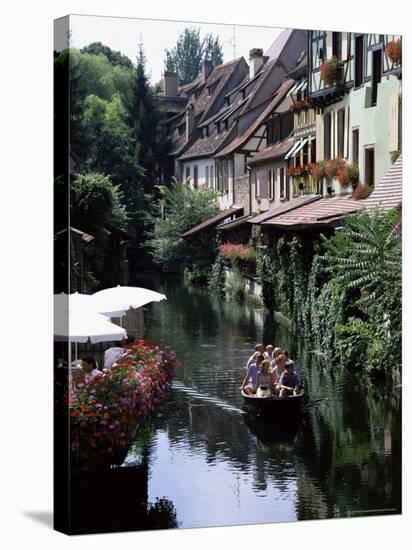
164 27 223 85
147 178 219 273
81 42 134 69
129 43 171 194
70 172 128 287
80 93 136 184
320 208 401 305
316 208 402 374
204 33 224 65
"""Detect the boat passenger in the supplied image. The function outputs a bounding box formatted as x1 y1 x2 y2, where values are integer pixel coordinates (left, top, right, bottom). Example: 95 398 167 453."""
278 361 300 397
256 360 272 398
246 344 264 369
264 345 274 362
241 353 264 395
270 353 288 394
269 347 282 370
81 356 103 383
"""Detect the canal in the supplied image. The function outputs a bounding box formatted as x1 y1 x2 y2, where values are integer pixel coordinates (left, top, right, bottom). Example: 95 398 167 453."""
71 274 401 533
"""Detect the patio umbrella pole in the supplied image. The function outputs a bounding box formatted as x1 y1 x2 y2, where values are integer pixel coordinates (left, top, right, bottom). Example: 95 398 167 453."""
68 341 72 391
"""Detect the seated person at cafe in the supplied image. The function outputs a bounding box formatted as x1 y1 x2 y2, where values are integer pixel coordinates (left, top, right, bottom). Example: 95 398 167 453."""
246 344 264 369
256 360 272 398
241 353 264 395
278 361 300 397
81 356 103 383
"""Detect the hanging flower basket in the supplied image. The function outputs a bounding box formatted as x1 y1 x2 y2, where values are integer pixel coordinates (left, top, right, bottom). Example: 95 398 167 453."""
324 158 345 178
311 161 326 180
336 163 359 187
385 39 402 66
352 183 373 200
320 56 341 86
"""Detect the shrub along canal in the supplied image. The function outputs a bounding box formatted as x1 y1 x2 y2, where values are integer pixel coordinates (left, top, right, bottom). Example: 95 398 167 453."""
71 273 401 533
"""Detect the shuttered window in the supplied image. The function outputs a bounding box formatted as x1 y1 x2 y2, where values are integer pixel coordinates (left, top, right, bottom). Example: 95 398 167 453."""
364 147 375 187
324 112 332 159
355 35 364 87
388 93 399 152
352 129 359 165
316 114 324 161
280 168 285 199
257 170 269 199
338 108 345 157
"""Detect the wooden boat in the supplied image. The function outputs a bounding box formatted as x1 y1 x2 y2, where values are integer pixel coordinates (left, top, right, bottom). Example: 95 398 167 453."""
241 389 304 416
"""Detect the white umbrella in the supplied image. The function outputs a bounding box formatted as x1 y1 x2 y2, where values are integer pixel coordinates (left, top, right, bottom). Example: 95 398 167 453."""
54 309 127 343
54 292 127 366
91 285 167 319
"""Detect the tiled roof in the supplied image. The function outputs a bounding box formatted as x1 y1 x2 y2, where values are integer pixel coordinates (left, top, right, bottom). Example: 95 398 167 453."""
193 58 246 123
247 135 294 166
365 155 402 210
182 206 243 237
262 196 365 228
216 214 253 231
216 79 295 157
250 194 321 225
179 127 234 160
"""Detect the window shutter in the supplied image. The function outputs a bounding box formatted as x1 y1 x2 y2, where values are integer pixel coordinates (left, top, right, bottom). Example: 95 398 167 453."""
326 31 333 58
344 106 350 158
316 114 324 161
388 92 399 152
258 171 268 198
342 32 348 61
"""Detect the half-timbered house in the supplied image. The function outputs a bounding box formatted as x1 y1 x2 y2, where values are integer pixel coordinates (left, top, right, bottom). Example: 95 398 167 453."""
308 30 402 194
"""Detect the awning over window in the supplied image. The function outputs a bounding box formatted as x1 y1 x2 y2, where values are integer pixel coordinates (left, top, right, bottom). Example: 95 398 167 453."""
290 137 309 158
182 206 243 237
285 138 308 160
284 139 302 160
288 79 307 96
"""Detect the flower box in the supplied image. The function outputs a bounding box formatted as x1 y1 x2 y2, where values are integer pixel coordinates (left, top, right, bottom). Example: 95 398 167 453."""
320 56 343 86
385 39 402 66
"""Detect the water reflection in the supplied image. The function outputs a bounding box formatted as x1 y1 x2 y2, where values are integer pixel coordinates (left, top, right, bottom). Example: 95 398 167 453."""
120 273 401 528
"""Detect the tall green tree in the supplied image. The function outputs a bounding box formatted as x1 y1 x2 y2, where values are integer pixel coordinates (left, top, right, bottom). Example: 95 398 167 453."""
81 42 134 69
147 178 219 274
164 27 223 85
129 43 171 194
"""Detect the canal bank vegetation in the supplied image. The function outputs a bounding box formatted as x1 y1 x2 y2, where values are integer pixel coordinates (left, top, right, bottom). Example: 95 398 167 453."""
148 178 220 283
256 208 401 378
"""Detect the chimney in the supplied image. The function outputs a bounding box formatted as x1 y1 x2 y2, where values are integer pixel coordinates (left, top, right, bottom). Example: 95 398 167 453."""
185 104 195 141
202 60 214 81
249 48 264 78
164 70 178 97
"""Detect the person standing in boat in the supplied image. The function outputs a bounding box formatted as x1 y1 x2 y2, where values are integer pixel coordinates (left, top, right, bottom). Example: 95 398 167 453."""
256 360 272 398
278 361 300 397
241 353 264 395
246 344 264 369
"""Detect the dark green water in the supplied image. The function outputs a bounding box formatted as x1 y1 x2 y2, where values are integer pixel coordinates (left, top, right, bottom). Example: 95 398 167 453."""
71 274 401 533
121 274 401 529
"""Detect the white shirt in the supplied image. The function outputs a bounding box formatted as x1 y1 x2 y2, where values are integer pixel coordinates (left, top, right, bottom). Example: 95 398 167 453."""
104 347 127 370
